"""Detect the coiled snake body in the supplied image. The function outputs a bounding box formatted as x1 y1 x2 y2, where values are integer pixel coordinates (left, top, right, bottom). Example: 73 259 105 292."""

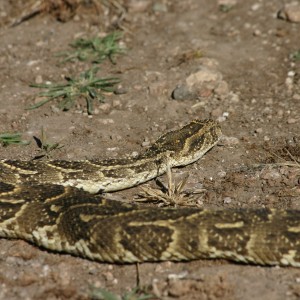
0 119 299 266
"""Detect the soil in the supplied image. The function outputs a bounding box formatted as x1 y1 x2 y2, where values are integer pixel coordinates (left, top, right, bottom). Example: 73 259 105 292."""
1 0 300 299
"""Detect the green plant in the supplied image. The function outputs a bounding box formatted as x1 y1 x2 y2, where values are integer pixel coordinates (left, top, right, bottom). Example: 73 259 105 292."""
90 287 155 300
58 32 125 64
291 50 300 61
33 127 64 159
28 67 120 114
0 133 30 147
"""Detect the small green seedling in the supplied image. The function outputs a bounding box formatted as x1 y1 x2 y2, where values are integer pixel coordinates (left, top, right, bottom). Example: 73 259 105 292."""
90 286 155 300
58 32 125 64
0 133 30 147
33 127 63 159
28 67 120 114
291 50 300 61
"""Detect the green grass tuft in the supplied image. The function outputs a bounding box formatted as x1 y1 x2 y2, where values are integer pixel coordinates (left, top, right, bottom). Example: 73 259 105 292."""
90 286 155 300
28 67 120 114
33 127 64 159
0 133 30 147
291 50 300 61
57 32 125 64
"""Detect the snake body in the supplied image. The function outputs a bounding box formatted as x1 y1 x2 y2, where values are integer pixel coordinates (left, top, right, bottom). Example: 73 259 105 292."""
0 119 300 266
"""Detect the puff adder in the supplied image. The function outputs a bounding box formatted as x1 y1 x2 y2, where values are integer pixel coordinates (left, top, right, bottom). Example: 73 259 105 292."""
0 119 300 267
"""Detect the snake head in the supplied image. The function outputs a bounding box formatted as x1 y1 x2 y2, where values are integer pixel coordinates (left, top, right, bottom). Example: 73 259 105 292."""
147 119 222 167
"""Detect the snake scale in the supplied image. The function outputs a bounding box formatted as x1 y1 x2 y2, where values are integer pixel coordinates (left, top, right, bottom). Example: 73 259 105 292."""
0 119 300 266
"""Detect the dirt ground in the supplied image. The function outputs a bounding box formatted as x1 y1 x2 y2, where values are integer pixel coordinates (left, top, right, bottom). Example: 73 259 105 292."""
1 0 300 299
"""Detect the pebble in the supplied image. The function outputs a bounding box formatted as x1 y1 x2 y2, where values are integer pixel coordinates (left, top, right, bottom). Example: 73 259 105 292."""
172 85 196 100
288 70 296 77
217 170 227 178
142 138 150 147
251 3 261 11
255 128 263 134
149 81 168 96
223 197 232 204
127 0 152 13
221 136 240 145
50 105 60 113
211 107 223 118
152 2 168 12
98 103 111 113
27 60 40 66
112 99 122 109
253 29 262 36
265 98 273 105
214 80 229 96
285 77 293 89
172 65 224 101
228 92 240 103
217 115 227 123
98 119 114 124
131 151 139 157
186 67 222 87
293 94 300 100
278 2 300 23
218 0 237 7
287 117 297 124
35 75 43 84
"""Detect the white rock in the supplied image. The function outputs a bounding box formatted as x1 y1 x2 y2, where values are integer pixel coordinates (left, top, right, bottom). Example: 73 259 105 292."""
186 67 222 87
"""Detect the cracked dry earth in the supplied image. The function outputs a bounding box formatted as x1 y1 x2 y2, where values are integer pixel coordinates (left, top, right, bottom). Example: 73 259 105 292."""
1 0 300 299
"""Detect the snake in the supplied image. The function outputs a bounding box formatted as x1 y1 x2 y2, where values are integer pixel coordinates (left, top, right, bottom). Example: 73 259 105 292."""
0 119 299 267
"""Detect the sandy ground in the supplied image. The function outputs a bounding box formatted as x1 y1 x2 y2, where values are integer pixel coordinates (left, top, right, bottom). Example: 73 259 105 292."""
1 0 300 299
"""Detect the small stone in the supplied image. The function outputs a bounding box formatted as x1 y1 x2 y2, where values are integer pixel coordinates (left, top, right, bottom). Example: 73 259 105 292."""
228 92 240 103
152 2 168 12
217 116 227 123
223 197 232 204
278 2 300 23
98 103 111 113
99 119 114 124
285 77 293 88
103 271 115 281
293 93 300 100
171 85 196 100
255 128 263 134
265 98 273 105
218 0 237 8
114 85 127 95
214 80 229 96
186 67 222 87
218 170 227 178
251 3 261 11
142 138 150 147
221 136 240 145
35 75 43 84
127 0 152 13
112 99 122 109
288 70 296 77
50 105 60 113
277 109 284 117
131 151 139 157
253 29 262 36
27 60 40 66
287 118 297 124
148 81 167 96
211 107 223 118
